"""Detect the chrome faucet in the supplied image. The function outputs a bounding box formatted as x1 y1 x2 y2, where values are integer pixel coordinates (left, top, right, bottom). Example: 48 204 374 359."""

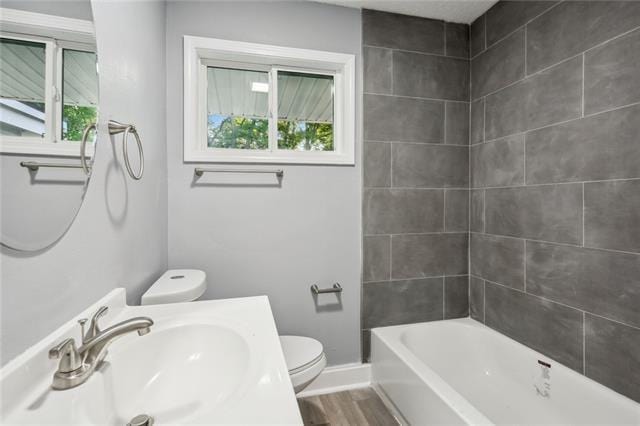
48 306 153 390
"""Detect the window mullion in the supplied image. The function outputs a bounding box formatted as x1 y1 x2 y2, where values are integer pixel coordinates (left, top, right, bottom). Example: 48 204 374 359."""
44 39 57 143
268 68 278 152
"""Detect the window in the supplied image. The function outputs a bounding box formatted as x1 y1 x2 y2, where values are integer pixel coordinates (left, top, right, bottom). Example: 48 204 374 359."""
0 9 97 156
184 36 355 165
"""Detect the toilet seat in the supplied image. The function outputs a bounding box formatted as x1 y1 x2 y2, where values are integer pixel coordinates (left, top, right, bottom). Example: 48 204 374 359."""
280 336 326 392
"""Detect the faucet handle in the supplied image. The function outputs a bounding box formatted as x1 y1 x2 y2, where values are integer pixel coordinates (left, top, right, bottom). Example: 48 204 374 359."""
88 306 109 338
49 338 82 373
78 318 88 343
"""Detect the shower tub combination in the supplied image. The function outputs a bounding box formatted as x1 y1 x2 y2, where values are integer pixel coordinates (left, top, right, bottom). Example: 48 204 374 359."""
371 318 639 425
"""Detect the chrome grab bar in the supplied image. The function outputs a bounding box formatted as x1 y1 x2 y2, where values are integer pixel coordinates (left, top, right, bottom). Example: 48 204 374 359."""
194 168 284 178
311 283 342 294
20 161 85 172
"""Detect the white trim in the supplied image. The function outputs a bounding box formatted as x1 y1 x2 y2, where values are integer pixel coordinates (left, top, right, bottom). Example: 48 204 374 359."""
0 7 94 44
295 363 371 397
0 138 94 157
183 35 356 165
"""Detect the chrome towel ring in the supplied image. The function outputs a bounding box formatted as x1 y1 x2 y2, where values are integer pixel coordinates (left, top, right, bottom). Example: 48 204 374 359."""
108 120 144 180
80 123 96 175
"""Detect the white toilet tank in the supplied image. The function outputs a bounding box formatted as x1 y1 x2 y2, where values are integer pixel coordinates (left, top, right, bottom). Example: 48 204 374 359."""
141 269 207 305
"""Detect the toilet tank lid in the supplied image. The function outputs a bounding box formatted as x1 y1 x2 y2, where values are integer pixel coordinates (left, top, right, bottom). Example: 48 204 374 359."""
141 269 206 305
279 335 324 373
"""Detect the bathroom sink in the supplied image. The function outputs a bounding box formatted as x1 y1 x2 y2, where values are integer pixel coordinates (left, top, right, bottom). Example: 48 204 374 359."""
0 290 302 425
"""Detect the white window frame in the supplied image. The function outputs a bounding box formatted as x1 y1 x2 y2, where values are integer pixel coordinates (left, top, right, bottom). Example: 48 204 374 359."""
0 8 96 157
184 35 356 165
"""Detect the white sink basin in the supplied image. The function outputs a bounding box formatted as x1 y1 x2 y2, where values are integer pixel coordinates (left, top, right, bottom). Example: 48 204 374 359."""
0 289 302 425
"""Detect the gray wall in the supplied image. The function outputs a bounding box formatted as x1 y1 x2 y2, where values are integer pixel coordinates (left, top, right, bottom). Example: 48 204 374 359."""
469 1 640 402
361 10 470 361
165 1 362 366
0 0 168 364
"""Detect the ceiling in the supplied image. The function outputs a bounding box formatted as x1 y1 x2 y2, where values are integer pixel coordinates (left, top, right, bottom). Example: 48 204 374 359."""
313 0 497 24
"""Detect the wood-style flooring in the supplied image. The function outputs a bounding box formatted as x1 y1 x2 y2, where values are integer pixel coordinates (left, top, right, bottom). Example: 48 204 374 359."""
297 387 399 426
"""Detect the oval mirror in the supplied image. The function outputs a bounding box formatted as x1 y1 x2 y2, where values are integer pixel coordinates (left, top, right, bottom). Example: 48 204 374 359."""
0 0 99 252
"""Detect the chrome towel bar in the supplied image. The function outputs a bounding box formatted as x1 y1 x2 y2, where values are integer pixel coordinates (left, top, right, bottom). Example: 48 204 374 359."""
194 167 284 178
20 161 85 172
311 283 342 294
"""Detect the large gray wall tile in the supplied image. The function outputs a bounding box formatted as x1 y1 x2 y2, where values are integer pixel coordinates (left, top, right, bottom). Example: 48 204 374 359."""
445 22 469 58
526 1 640 74
363 235 391 282
527 241 640 327
470 98 484 144
471 233 524 289
445 276 469 319
584 28 640 115
485 56 582 140
393 51 469 101
585 315 640 402
363 142 391 188
361 329 371 362
584 180 640 253
526 104 640 184
485 282 583 372
485 1 558 46
364 188 443 234
470 14 486 57
485 184 583 244
392 233 468 279
470 190 484 232
445 189 469 232
445 102 470 145
469 276 485 321
364 94 444 142
392 144 469 188
471 28 525 100
363 9 445 54
364 46 392 94
362 278 444 328
471 134 524 188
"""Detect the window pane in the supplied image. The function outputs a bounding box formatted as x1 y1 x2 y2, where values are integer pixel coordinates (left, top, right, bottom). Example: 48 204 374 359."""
277 71 333 151
207 67 269 150
0 38 46 139
62 49 98 141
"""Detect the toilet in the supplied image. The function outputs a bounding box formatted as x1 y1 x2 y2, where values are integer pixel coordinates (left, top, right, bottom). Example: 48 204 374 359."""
141 269 326 393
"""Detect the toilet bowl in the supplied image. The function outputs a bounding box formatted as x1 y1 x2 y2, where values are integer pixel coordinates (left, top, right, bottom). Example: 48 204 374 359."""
141 269 326 393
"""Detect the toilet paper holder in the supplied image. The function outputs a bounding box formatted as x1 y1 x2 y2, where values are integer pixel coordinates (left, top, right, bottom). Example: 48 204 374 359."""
311 283 342 294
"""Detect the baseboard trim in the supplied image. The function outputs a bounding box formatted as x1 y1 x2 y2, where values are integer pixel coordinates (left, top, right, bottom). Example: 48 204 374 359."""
296 362 371 397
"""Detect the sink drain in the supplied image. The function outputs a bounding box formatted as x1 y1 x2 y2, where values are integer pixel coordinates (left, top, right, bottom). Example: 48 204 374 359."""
127 414 154 426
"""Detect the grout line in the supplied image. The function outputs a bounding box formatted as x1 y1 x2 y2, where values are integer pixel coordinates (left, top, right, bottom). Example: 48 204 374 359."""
442 276 446 319
469 176 640 191
523 240 527 292
444 101 448 144
364 90 464 103
364 231 468 237
582 312 586 375
582 183 586 247
482 279 486 323
390 49 394 95
388 234 393 281
581 53 585 117
364 139 468 147
482 97 486 142
363 274 469 285
481 278 640 331
469 1 560 61
363 44 470 61
443 190 447 231
482 189 486 233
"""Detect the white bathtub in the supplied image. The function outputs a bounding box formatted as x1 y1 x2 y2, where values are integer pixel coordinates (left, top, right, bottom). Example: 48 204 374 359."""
371 318 640 425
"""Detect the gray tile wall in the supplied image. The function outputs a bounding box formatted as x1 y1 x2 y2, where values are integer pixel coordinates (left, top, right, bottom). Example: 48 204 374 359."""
362 9 470 361
470 1 640 402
